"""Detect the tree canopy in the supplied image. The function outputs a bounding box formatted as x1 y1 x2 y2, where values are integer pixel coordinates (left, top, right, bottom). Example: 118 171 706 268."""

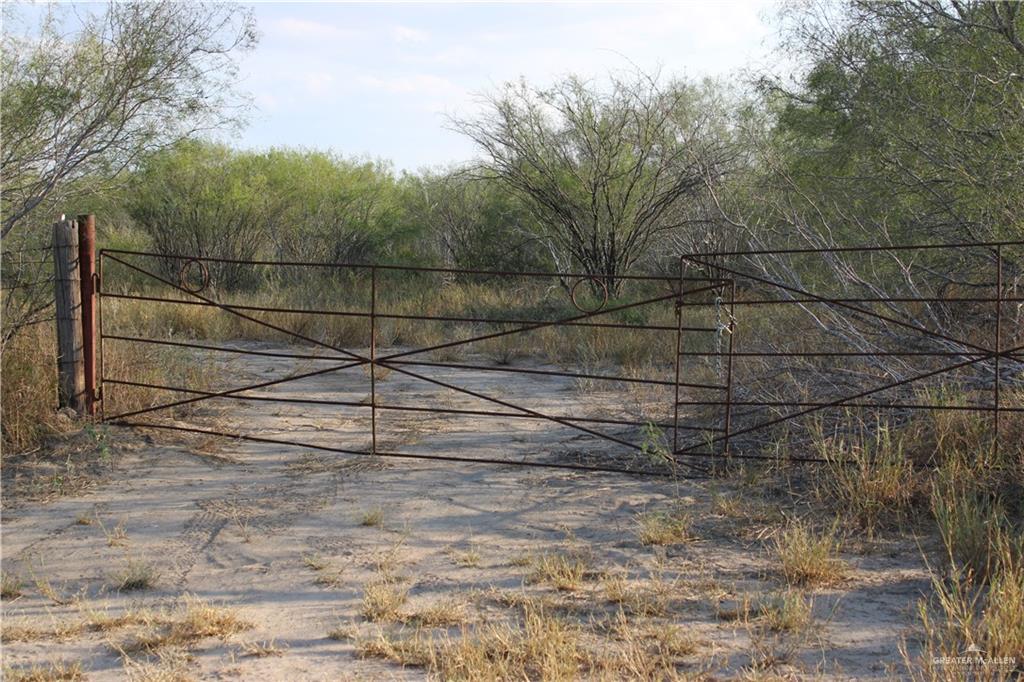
1 1 257 240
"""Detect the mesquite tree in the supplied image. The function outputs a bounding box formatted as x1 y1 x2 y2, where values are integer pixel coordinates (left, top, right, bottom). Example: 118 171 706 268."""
453 73 734 293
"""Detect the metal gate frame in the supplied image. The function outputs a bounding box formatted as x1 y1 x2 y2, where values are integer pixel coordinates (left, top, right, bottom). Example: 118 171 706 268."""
97 250 735 477
673 241 1023 463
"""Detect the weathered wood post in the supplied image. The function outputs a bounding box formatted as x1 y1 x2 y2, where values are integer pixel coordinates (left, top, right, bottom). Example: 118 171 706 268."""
53 217 86 413
78 214 98 416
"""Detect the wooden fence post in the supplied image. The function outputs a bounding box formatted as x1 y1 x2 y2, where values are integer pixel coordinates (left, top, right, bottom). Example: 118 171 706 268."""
53 218 86 413
78 214 97 416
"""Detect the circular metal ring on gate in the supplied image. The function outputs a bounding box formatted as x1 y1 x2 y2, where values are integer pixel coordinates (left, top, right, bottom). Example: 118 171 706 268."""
570 277 609 314
178 258 210 294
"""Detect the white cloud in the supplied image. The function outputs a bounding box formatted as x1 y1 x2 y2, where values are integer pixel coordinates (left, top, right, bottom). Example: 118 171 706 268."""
271 17 354 42
391 25 428 44
357 74 460 97
301 71 336 96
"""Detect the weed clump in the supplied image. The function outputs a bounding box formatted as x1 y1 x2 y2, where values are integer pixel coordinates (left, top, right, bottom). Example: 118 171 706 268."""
773 518 847 587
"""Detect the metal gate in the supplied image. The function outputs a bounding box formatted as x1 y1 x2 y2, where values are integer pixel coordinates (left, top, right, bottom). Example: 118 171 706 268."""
96 240 1021 474
674 241 1022 463
97 250 735 477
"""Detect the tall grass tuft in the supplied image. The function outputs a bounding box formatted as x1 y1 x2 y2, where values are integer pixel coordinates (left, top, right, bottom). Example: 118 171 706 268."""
812 417 919 535
1 324 60 453
773 518 847 587
904 536 1024 681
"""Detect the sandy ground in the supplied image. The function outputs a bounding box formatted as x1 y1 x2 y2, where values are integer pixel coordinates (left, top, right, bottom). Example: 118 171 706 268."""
1 343 932 680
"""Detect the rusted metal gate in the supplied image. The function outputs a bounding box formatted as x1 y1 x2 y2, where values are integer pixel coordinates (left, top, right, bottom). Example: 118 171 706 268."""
95 240 1021 475
675 241 1022 463
97 250 734 477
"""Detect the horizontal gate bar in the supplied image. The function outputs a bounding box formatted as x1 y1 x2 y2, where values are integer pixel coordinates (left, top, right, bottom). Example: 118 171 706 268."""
676 350 992 358
101 292 711 332
103 358 367 421
100 291 366 319
675 295 1024 306
678 240 1023 256
373 360 707 475
385 358 720 389
104 377 723 431
675 343 1024 455
377 285 725 365
109 420 710 478
103 334 352 361
676 398 1024 412
101 248 728 283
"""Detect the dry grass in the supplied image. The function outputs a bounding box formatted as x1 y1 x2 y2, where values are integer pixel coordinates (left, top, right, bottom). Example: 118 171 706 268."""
0 615 84 644
117 559 160 592
1 620 50 643
31 574 72 605
636 507 694 546
450 547 482 568
2 571 24 599
303 552 349 589
366 538 409 578
606 613 700 678
930 451 1019 580
0 324 62 454
716 593 756 623
361 580 410 622
102 519 130 547
601 571 677 617
355 627 434 667
719 588 821 674
526 551 594 592
302 553 329 571
357 603 586 679
355 598 702 681
2 300 225 461
773 518 847 587
80 604 161 633
903 536 1024 681
120 648 194 682
509 552 533 567
359 507 385 527
326 621 358 641
112 595 252 655
313 570 347 589
1 318 215 458
241 639 287 657
1 660 85 682
327 620 358 641
408 599 468 627
758 590 814 633
812 419 918 535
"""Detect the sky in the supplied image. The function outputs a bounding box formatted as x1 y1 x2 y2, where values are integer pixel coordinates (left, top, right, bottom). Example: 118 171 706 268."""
236 2 781 171
8 1 781 172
